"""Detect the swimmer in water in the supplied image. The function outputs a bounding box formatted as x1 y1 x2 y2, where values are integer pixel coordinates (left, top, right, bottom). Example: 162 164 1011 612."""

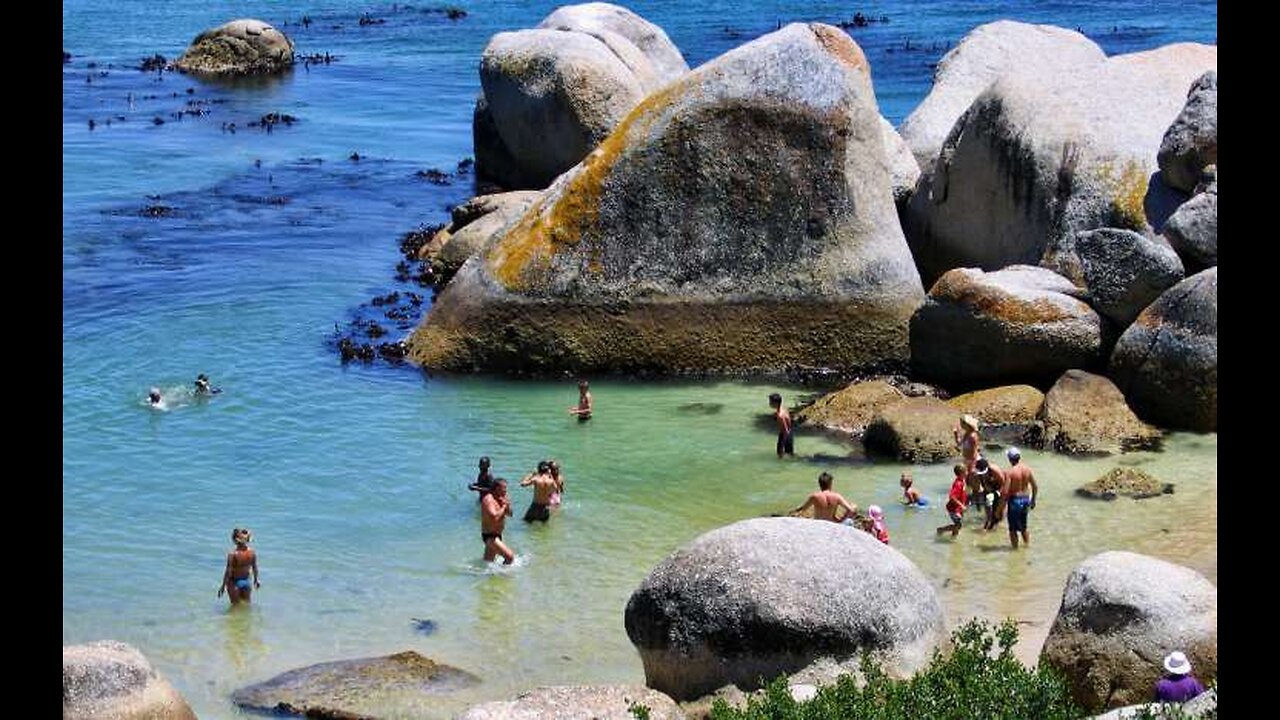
481 479 515 564
148 387 163 406
194 373 222 395
900 471 927 507
218 528 259 605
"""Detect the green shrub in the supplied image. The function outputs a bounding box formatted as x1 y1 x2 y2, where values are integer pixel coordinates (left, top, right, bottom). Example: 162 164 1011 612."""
709 618 1082 720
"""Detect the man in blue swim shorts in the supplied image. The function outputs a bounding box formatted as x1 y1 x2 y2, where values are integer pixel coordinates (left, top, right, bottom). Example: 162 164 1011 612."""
1000 447 1038 549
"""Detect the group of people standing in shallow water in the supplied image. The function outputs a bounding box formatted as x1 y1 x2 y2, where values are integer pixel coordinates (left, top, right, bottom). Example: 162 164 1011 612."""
776 394 1040 549
470 456 568 565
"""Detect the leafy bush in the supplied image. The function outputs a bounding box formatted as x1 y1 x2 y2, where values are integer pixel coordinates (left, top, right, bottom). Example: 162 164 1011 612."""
709 618 1082 720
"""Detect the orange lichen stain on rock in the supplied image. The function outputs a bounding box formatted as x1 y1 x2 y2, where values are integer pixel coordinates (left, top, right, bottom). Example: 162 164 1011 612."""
809 23 868 73
1096 158 1150 231
932 270 1079 324
489 82 686 291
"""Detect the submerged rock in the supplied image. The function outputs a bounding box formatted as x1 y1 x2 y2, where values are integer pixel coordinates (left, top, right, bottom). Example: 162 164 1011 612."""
458 685 685 720
909 266 1102 391
175 19 294 76
1108 268 1217 432
412 23 925 374
625 517 946 702
1158 72 1217 194
1076 467 1173 500
1025 369 1160 455
1040 551 1217 711
64 640 196 720
794 380 904 435
863 396 958 462
232 650 479 718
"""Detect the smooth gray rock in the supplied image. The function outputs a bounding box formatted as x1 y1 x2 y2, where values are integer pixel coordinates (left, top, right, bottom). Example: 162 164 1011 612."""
624 517 946 701
536 2 688 86
413 24 925 374
909 266 1103 390
1108 268 1217 431
881 116 920 204
1040 551 1217 711
64 640 197 720
457 685 685 720
904 43 1216 286
899 21 1105 170
175 18 294 75
479 29 647 189
233 651 479 718
1025 369 1160 455
863 396 958 462
1162 190 1217 271
1042 228 1185 328
1158 72 1217 194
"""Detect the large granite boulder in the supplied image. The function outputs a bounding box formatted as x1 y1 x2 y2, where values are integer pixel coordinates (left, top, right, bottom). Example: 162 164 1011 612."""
64 640 196 720
1076 467 1172 500
909 266 1103 391
537 2 688 85
1024 370 1160 454
174 19 294 76
412 23 926 374
794 379 904 435
881 117 920 204
458 685 685 720
1040 551 1217 711
898 21 1105 170
863 396 958 462
428 192 543 282
1162 190 1217 272
476 4 687 189
232 651 479 718
1108 268 1217 431
625 517 946 702
904 43 1216 286
946 385 1044 426
1041 228 1185 328
1158 72 1217 194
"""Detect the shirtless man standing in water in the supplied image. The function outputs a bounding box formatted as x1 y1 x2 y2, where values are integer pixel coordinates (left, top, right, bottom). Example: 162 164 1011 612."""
770 393 794 458
481 479 515 564
790 472 859 522
568 380 593 421
520 460 558 523
218 528 259 605
1000 447 1038 549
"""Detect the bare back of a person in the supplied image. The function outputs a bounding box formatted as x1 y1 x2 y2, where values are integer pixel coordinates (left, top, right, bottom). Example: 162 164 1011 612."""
961 431 979 465
776 408 792 434
531 474 556 505
229 548 255 580
1006 465 1033 497
810 490 850 521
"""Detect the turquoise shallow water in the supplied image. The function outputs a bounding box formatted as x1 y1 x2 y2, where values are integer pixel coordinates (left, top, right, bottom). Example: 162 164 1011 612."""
63 2 1216 717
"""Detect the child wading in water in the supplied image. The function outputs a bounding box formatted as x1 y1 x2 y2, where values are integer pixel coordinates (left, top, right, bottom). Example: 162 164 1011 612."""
218 528 259 605
937 463 969 537
900 471 927 507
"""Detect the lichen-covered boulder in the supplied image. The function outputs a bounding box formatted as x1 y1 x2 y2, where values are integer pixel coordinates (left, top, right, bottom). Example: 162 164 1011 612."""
64 640 197 720
429 192 543 282
536 2 688 85
1041 228 1185 328
909 266 1103 390
625 517 946 702
1076 467 1173 500
1162 189 1217 272
1158 72 1217 194
174 19 294 76
1024 369 1160 454
458 685 685 720
232 651 479 718
881 117 920 204
412 23 926 374
1040 551 1217 711
863 396 958 462
794 380 904 435
898 21 1105 170
904 43 1216 285
946 385 1045 425
1108 268 1217 431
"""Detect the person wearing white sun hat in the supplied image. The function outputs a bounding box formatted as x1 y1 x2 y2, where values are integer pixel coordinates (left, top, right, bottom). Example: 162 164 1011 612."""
1153 651 1206 702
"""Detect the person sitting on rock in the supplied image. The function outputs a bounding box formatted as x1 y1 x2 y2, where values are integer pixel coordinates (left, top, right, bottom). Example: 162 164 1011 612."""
937 463 969 537
790 471 858 522
1154 651 1206 702
900 471 927 507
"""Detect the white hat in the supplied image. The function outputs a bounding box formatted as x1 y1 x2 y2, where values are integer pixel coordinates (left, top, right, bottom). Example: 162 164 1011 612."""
1163 651 1192 675
1006 447 1021 460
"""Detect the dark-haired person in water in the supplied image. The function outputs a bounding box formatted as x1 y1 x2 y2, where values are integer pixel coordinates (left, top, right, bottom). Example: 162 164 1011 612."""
521 460 557 522
468 456 495 500
568 380 592 421
769 393 793 457
790 472 858 522
481 479 515 564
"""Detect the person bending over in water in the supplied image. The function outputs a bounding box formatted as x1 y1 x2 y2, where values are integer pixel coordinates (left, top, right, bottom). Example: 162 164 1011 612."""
547 459 564 507
974 458 1008 531
937 463 969 537
568 379 593 421
481 479 515 564
468 456 495 501
1000 447 1037 548
790 472 858 522
218 528 259 605
769 392 794 458
520 460 557 523
900 471 928 507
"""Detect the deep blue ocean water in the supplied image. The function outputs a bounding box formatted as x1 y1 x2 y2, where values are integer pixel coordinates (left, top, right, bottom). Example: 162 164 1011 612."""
64 2 1217 717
